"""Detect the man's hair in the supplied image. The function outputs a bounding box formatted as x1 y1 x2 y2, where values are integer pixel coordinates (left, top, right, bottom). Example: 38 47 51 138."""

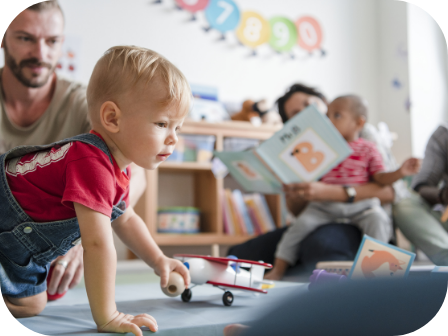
87 46 191 124
333 94 368 120
27 1 63 14
276 83 327 123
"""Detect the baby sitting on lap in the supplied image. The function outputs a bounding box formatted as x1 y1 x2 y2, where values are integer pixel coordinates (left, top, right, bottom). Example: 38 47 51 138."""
0 46 191 335
266 95 420 280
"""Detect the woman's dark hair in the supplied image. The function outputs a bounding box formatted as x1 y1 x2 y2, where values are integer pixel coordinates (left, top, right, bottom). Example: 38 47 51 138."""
276 83 327 123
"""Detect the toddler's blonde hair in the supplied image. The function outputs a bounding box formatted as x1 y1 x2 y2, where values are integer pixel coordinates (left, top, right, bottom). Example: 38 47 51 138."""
87 45 191 124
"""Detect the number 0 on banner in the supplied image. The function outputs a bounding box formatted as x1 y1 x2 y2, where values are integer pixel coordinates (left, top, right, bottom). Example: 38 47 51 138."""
205 0 241 32
295 16 323 52
236 11 270 48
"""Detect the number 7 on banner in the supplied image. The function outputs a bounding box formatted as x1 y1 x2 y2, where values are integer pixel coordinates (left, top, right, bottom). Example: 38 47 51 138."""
205 0 241 32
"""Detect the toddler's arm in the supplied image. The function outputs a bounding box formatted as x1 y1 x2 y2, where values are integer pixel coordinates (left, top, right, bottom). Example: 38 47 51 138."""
373 158 421 186
74 203 157 336
112 206 190 288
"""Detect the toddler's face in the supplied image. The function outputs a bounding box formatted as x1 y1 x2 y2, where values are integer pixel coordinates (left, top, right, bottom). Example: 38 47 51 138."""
114 82 185 170
327 100 362 141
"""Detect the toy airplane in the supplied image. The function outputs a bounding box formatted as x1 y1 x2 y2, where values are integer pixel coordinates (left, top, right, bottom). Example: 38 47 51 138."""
174 254 273 306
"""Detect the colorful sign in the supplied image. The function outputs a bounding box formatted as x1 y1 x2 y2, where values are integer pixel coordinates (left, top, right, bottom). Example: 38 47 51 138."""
175 0 209 12
236 11 270 48
204 0 241 32
269 17 297 52
296 16 323 52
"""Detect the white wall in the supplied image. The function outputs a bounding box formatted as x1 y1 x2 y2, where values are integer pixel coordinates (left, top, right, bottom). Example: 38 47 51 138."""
376 0 412 164
408 2 448 157
57 0 381 124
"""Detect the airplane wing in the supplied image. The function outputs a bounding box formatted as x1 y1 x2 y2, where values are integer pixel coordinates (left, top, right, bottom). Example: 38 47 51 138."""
206 281 268 294
174 254 273 269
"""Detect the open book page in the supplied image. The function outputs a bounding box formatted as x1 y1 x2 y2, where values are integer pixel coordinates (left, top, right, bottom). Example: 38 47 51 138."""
256 105 352 183
214 150 282 194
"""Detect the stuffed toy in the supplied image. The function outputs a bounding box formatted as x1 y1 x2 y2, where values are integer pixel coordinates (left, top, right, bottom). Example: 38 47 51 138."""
231 99 282 126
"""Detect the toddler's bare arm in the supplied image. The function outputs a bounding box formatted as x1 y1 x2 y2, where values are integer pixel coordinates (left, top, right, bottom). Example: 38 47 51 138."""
112 207 190 288
74 203 157 336
373 158 421 186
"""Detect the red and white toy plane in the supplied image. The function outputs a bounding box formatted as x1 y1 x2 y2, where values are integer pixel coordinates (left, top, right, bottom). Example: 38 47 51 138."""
173 254 274 306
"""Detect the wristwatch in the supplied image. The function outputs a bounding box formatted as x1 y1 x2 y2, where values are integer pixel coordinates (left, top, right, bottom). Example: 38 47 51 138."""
344 186 356 203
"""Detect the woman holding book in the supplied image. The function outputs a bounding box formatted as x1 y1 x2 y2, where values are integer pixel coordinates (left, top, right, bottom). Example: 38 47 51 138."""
228 83 396 275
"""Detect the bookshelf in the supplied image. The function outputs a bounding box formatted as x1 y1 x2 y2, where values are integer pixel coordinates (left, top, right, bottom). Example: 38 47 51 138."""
131 120 283 256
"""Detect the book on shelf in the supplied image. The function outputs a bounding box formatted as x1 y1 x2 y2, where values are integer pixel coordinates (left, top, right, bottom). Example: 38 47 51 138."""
214 105 352 193
222 189 275 236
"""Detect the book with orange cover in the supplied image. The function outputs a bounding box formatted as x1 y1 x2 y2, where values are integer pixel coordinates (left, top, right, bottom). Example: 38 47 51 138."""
225 189 241 235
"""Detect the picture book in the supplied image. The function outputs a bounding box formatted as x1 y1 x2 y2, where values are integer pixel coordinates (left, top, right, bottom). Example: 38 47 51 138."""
214 105 352 193
349 235 416 280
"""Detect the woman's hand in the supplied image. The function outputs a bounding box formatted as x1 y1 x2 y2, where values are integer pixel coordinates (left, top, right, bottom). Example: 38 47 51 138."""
152 255 191 289
283 182 330 202
98 311 158 336
48 244 84 295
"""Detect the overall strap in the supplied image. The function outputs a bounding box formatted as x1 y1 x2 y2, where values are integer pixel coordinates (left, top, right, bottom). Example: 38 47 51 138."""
4 133 113 165
0 133 114 222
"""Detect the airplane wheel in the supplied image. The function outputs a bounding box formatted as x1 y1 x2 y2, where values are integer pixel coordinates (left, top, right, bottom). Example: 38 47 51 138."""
181 288 192 302
222 291 234 306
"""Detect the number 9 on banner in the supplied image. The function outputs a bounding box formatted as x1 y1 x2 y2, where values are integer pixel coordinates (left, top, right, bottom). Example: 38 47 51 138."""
236 11 270 49
205 0 241 32
295 16 323 52
269 17 297 52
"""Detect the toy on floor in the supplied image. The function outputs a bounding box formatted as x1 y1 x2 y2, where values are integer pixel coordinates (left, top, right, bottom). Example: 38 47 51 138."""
308 269 347 290
161 271 186 297
46 265 67 301
166 254 273 306
231 100 282 126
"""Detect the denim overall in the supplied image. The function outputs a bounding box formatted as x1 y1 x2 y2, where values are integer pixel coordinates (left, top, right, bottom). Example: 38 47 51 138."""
0 133 126 298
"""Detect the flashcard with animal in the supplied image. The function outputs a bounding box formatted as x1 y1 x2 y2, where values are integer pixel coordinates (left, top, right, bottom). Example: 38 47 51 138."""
349 235 415 280
214 105 352 192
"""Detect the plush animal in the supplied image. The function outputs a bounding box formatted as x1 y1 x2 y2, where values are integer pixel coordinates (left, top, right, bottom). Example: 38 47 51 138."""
231 99 282 126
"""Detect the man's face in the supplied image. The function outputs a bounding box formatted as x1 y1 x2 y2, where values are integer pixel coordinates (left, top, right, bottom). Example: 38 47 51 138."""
2 8 64 88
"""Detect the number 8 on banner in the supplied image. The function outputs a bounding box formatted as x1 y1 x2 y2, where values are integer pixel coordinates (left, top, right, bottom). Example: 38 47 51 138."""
236 11 270 49
204 0 241 32
269 17 297 52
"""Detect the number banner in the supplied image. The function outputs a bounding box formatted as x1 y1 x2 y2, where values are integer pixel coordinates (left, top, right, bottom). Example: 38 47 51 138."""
175 0 209 12
204 0 241 32
296 16 323 52
236 11 270 48
268 16 297 52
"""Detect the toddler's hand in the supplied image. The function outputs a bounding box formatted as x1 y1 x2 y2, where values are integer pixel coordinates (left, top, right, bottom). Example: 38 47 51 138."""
400 158 421 176
98 311 157 336
153 255 191 289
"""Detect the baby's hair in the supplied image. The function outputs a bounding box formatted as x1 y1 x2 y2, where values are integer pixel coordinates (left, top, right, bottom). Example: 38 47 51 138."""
333 95 368 120
87 45 191 125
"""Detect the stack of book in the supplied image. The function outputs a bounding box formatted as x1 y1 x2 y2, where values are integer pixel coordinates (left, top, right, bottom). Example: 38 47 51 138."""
222 189 277 236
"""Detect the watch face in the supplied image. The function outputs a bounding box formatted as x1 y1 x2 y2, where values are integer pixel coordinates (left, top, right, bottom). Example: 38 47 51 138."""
347 187 356 197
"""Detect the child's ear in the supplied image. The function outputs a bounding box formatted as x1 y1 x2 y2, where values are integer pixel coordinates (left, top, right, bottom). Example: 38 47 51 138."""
357 116 366 129
99 101 121 133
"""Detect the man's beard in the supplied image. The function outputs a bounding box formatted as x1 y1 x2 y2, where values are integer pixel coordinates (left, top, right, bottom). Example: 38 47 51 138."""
4 43 55 88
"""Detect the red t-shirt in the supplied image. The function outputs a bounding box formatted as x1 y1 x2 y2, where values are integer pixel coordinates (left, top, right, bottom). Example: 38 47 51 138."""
320 138 385 186
5 132 130 222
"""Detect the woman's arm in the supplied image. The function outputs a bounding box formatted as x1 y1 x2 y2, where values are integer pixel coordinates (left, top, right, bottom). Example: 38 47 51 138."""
284 181 395 216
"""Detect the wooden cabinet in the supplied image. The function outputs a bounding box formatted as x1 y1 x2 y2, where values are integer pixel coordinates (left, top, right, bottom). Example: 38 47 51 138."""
133 120 283 251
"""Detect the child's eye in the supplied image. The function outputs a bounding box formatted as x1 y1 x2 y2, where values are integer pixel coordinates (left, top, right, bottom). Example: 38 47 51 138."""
175 126 181 133
156 122 167 128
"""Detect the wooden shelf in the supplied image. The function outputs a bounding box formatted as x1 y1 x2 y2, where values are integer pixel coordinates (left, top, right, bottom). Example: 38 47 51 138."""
153 233 256 246
159 161 212 171
131 120 283 254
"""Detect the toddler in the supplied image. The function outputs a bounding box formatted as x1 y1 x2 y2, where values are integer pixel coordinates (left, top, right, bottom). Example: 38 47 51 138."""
0 46 191 335
266 95 420 280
